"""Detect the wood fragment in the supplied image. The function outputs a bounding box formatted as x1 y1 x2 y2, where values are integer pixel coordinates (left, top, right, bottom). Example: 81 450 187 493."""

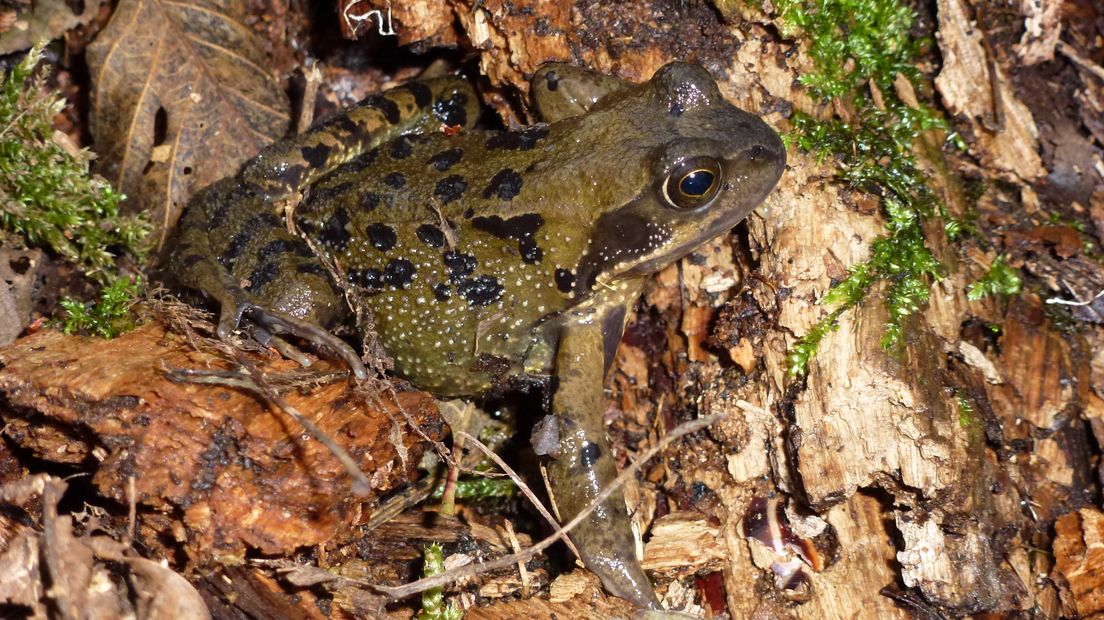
935 0 1044 180
1053 508 1104 617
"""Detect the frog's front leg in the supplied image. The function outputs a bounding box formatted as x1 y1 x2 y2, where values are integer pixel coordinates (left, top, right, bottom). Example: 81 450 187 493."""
542 300 661 609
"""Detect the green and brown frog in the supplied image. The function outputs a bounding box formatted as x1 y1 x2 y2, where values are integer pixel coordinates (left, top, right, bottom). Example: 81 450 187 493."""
166 61 785 608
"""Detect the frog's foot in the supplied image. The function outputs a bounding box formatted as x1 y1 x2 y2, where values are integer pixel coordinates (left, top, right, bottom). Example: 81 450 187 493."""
581 547 662 610
211 287 367 380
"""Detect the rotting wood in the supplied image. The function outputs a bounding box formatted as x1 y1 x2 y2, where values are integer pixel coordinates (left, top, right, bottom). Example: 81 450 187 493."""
0 322 445 563
1053 508 1104 618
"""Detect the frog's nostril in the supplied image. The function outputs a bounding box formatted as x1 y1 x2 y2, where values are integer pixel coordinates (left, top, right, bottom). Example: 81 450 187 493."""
745 142 782 164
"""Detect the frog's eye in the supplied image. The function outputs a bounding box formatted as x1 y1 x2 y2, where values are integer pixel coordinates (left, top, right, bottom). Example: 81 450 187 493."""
662 157 722 209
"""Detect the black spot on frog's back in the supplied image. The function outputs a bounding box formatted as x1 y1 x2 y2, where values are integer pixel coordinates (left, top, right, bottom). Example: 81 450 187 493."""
554 268 575 293
471 213 543 241
300 144 330 168
486 126 549 151
349 267 384 291
259 238 313 261
482 169 523 201
384 258 416 288
428 148 463 171
310 181 354 204
245 260 280 292
244 212 282 233
406 81 433 108
365 223 397 251
319 208 352 253
434 175 468 204
338 148 379 175
443 250 477 280
366 95 401 124
471 213 544 263
384 172 406 189
296 262 329 278
579 441 602 468
326 114 361 138
457 275 504 306
219 233 250 269
389 135 414 159
416 224 446 248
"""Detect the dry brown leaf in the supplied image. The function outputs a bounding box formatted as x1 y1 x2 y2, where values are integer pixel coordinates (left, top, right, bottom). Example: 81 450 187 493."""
87 0 290 251
0 0 103 55
0 249 40 346
127 557 212 620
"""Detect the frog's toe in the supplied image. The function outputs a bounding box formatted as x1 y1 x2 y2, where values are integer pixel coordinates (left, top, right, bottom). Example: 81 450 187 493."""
246 305 368 380
254 329 315 369
212 285 252 341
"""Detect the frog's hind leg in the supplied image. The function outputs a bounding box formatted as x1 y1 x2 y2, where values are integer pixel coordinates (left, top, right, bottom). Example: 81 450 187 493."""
242 76 481 201
166 178 367 379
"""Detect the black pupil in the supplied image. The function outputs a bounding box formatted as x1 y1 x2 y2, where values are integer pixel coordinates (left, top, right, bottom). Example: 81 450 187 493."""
680 170 714 197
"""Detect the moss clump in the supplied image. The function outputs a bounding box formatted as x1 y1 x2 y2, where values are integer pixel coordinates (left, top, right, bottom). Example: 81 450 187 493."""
966 255 1021 301
59 276 141 338
2 44 150 338
776 0 963 376
771 0 921 100
416 543 463 620
1 44 149 283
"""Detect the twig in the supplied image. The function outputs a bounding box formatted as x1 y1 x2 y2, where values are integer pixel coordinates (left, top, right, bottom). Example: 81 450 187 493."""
1057 40 1104 82
41 478 76 620
371 412 726 600
456 430 580 560
1045 287 1104 308
503 519 530 595
364 475 440 532
126 475 136 544
239 356 373 496
167 358 373 496
298 61 322 134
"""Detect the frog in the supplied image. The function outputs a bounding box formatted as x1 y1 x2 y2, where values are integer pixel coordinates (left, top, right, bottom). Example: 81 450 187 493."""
166 61 786 609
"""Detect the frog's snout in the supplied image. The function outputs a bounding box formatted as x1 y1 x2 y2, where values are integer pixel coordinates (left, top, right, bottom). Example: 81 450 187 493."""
739 126 787 179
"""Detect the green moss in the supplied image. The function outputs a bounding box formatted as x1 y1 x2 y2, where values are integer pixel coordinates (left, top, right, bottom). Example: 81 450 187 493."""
430 477 516 501
0 44 149 285
954 390 975 428
966 255 1021 301
1044 211 1086 232
771 0 921 100
59 276 141 338
776 0 963 376
417 543 463 620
